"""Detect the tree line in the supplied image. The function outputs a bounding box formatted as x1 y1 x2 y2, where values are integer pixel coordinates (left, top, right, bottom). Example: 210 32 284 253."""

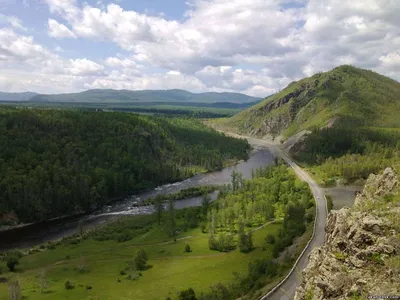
296 125 400 184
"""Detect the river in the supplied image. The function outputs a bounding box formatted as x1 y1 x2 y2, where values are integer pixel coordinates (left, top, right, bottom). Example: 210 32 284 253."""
0 144 275 251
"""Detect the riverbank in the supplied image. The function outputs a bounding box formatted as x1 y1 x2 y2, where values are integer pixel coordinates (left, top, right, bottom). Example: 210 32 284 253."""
0 154 248 233
0 145 275 251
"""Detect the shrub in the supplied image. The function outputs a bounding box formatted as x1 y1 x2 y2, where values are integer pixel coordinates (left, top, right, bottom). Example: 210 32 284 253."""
134 249 148 271
6 256 19 272
116 232 133 243
64 280 74 290
265 234 275 244
209 233 236 252
185 244 192 253
126 272 141 281
178 287 197 300
86 285 93 290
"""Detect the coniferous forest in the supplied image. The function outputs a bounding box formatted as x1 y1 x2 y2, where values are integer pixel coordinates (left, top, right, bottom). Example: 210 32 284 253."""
0 107 250 224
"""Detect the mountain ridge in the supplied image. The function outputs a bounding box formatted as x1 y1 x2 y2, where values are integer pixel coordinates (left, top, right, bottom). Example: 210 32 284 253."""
0 91 38 101
219 65 400 140
0 89 261 104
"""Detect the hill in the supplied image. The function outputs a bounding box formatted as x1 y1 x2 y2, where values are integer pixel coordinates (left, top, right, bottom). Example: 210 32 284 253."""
0 91 38 101
220 65 400 139
28 89 260 104
0 107 249 224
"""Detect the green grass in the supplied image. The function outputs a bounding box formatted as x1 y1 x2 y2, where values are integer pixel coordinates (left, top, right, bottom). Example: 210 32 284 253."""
0 218 282 300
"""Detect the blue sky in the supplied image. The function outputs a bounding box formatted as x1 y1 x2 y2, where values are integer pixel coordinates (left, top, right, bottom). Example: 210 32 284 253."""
0 0 399 95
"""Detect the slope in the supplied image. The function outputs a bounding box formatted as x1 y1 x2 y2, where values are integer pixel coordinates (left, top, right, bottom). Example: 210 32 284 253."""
221 65 400 139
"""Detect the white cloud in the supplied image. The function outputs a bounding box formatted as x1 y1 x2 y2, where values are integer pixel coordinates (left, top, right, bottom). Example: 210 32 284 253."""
0 14 26 31
105 57 137 69
48 19 76 38
67 58 104 76
3 0 400 95
0 28 50 62
379 52 400 72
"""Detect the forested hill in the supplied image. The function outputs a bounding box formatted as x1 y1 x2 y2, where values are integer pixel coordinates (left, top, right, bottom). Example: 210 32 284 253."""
0 108 250 224
22 89 260 104
220 65 400 139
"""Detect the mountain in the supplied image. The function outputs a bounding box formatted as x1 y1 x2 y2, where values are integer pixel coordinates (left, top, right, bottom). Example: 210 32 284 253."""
28 89 261 104
295 167 399 299
220 65 400 139
0 91 37 101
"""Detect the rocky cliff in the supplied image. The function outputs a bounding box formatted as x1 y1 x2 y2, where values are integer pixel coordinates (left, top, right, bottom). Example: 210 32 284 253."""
295 167 400 300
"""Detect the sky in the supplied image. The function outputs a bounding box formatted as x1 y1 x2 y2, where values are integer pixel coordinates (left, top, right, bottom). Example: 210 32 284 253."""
0 0 399 97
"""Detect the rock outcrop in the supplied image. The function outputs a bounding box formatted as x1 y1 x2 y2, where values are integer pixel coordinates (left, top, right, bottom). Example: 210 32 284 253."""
295 168 400 300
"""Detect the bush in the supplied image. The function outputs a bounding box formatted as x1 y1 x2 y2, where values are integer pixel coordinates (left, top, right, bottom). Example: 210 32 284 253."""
265 234 275 244
116 232 133 243
6 256 19 272
86 285 93 290
178 288 197 300
209 233 236 252
64 280 74 290
185 244 192 253
134 249 148 270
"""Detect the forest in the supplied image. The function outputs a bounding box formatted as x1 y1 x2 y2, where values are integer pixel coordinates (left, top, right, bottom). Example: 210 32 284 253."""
295 125 400 184
0 107 250 224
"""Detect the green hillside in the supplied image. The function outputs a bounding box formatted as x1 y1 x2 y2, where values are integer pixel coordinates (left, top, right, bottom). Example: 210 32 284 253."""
221 65 400 139
0 107 249 224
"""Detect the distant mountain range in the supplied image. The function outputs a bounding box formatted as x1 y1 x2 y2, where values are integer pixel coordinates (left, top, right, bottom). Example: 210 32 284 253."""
0 89 260 104
0 91 38 101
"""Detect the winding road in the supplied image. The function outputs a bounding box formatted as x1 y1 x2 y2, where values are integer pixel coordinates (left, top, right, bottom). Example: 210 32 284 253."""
222 132 327 300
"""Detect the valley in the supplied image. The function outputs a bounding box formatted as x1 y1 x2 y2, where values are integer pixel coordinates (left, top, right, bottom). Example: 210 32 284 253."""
1 65 399 300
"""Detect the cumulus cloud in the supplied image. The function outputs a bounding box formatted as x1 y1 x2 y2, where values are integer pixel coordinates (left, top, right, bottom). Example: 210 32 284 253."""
3 0 400 96
0 29 105 82
105 57 138 69
0 28 50 62
48 19 76 38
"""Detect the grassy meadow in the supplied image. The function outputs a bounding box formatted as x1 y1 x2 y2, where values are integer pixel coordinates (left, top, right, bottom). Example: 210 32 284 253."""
0 217 281 300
